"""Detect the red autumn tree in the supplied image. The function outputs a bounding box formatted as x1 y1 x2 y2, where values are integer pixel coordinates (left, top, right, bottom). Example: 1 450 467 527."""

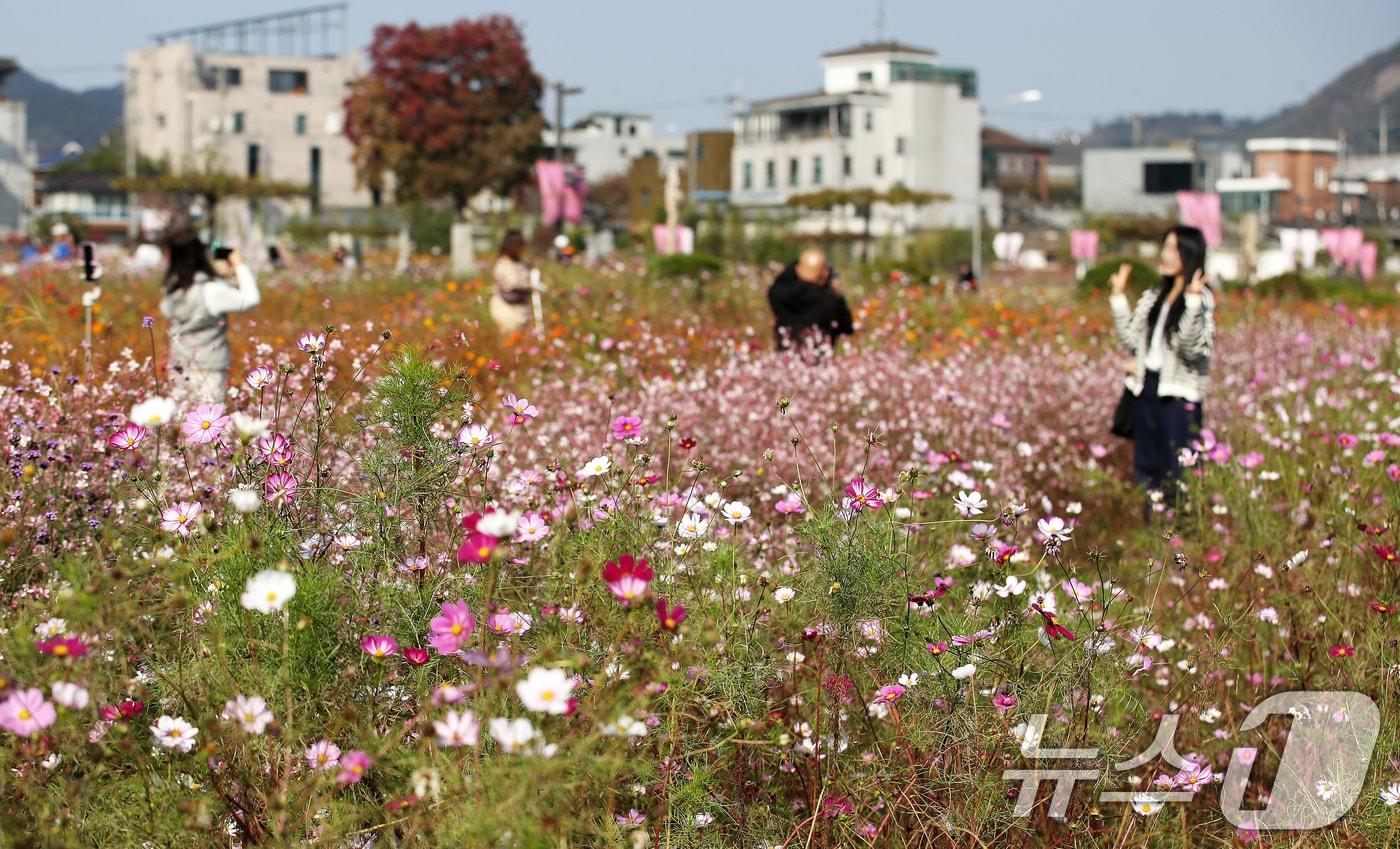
343 16 546 217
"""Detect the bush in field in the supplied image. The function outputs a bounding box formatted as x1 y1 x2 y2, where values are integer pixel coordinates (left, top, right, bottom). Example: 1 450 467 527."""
1077 256 1159 296
1253 271 1397 306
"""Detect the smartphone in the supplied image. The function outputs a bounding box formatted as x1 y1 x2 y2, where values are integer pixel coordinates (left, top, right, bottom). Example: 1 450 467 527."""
213 246 233 261
81 242 99 282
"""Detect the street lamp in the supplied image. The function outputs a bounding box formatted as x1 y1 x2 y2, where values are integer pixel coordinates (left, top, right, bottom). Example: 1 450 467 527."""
973 89 1043 278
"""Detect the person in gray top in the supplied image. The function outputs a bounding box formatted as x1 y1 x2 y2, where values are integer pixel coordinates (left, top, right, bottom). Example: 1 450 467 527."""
158 229 261 406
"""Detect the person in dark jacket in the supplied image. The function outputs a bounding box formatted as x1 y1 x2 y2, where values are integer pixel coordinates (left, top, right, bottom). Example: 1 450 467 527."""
767 248 854 352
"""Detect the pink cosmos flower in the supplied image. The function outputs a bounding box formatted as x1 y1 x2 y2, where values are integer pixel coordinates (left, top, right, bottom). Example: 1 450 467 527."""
844 476 884 511
37 636 88 659
160 501 203 536
1336 433 1359 449
871 684 905 705
502 394 538 425
253 432 291 463
361 635 399 658
305 739 341 771
296 332 326 353
0 688 58 737
428 600 476 655
433 709 480 747
611 415 644 441
265 471 299 505
401 647 430 666
337 750 371 784
602 554 653 605
514 512 550 543
775 494 806 514
246 365 276 390
181 404 229 445
108 423 148 451
1238 452 1265 469
992 693 1017 714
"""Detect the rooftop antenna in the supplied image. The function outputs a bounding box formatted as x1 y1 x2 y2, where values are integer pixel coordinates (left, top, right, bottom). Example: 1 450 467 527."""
875 0 886 42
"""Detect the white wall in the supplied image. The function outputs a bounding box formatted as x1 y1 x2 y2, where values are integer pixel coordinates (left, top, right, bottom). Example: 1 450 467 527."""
0 100 33 234
1082 147 1195 216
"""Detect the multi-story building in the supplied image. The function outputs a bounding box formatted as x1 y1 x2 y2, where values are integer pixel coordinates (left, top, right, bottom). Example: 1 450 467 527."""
550 111 674 181
981 126 1050 203
625 130 734 230
1245 137 1339 224
0 59 35 236
125 22 370 215
1082 146 1200 216
729 41 980 231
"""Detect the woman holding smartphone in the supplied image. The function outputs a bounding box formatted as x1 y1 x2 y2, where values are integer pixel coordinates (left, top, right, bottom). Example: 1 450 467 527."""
159 228 261 405
1108 225 1215 501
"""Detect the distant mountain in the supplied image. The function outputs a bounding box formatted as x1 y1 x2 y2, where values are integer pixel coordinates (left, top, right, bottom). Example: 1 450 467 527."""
1081 39 1400 153
3 69 122 160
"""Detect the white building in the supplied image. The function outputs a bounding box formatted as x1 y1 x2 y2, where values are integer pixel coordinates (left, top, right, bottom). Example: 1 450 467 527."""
729 41 981 231
0 61 34 236
1082 146 1199 216
124 41 371 214
550 111 686 181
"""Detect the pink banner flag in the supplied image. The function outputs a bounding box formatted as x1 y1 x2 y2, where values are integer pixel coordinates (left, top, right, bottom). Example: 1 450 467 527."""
1320 228 1343 263
535 161 566 225
1338 228 1365 270
1176 191 1222 246
562 167 586 225
1070 229 1099 262
1358 242 1378 280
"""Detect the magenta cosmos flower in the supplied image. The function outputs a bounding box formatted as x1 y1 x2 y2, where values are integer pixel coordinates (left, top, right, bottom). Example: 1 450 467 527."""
265 471 299 505
108 423 149 452
611 415 644 441
0 688 58 737
337 750 371 784
181 404 229 445
428 599 476 655
160 501 203 536
361 635 399 658
871 684 906 705
602 554 653 606
844 476 884 511
502 393 538 425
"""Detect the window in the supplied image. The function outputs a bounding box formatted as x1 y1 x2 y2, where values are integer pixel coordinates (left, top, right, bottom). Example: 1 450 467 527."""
246 143 260 179
865 111 873 132
309 146 322 213
294 114 307 136
628 124 637 137
268 69 309 94
812 156 823 185
743 161 753 190
1142 161 1192 194
156 113 166 129
232 112 245 134
640 189 650 209
204 66 242 89
765 159 776 188
874 156 883 177
896 136 907 155
1314 166 1327 189
842 155 852 177
857 70 874 85
788 158 800 186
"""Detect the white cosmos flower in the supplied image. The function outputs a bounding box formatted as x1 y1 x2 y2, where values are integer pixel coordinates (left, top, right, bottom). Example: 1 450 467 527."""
433 710 480 747
720 501 751 523
515 667 575 715
230 412 270 440
995 576 1027 597
476 510 520 538
151 715 199 752
774 587 795 604
229 487 261 514
950 663 976 680
221 694 274 735
677 512 709 539
488 717 536 754
1381 782 1400 806
240 569 296 613
456 424 493 450
576 455 611 478
1037 517 1072 542
51 681 89 709
1131 794 1164 816
130 396 176 426
1010 721 1040 755
953 490 988 517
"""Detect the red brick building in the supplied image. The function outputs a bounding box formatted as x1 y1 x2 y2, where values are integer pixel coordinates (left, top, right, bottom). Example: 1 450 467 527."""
1245 138 1339 224
981 126 1050 202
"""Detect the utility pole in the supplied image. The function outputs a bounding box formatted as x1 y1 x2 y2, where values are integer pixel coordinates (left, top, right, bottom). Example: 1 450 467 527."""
1381 105 1388 157
552 80 584 162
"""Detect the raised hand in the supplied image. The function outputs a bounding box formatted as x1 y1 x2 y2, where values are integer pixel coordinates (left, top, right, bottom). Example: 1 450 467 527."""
1109 262 1132 295
1186 268 1207 295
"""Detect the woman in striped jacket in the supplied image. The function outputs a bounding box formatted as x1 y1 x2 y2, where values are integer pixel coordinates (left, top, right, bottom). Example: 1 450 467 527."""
1108 225 1215 496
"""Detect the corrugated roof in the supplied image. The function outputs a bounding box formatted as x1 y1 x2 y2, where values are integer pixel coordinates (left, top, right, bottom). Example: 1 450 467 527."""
822 41 937 58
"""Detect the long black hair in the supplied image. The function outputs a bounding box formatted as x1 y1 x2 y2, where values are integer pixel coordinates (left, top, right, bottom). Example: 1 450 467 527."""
163 233 217 294
1144 224 1206 344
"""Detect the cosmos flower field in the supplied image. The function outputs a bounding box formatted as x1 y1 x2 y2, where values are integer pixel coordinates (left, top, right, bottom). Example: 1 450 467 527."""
0 256 1396 847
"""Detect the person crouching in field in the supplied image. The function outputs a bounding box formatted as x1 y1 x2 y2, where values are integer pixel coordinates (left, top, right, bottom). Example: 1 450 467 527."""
159 227 261 405
1108 225 1215 502
768 248 854 354
489 230 544 334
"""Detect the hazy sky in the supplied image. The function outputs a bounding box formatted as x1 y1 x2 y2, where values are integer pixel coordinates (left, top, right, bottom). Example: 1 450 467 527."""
6 0 1398 138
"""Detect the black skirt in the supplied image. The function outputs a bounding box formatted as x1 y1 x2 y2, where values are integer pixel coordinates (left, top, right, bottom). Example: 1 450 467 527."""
1132 371 1199 491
